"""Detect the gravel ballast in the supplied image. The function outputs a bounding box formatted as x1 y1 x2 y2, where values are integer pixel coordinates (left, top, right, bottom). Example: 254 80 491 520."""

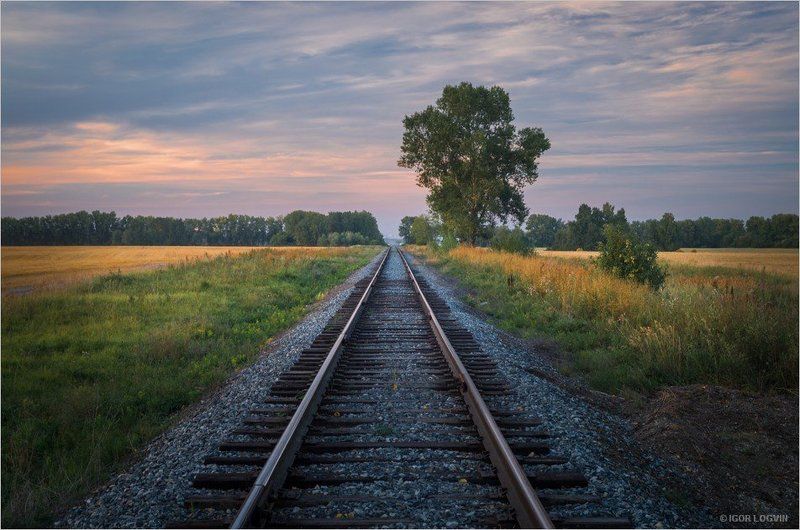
56 252 383 529
404 252 718 529
264 249 513 528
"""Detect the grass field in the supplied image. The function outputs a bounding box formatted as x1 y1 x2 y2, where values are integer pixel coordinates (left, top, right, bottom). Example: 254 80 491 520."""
538 248 798 277
1 246 264 293
1 245 381 527
409 245 798 396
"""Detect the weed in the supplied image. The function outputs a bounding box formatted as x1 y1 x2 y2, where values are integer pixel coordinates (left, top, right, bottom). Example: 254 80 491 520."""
374 424 394 436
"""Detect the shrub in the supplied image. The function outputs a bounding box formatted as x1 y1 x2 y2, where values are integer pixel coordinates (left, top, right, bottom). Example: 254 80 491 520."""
490 227 532 255
439 232 459 252
596 225 666 289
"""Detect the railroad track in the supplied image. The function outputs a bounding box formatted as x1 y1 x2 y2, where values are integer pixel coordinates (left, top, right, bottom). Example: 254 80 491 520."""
174 247 630 529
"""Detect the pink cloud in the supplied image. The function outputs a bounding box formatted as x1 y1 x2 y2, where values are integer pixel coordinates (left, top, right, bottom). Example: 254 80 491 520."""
2 121 411 195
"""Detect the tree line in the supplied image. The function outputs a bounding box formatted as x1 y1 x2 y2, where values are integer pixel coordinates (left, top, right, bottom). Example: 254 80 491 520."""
534 204 798 250
400 205 798 250
1 210 385 246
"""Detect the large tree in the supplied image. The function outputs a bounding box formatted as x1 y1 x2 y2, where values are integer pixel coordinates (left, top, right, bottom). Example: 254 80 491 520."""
398 82 550 244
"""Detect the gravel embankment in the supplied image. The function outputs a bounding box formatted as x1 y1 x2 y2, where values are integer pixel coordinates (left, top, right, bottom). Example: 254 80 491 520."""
404 252 718 529
56 252 384 529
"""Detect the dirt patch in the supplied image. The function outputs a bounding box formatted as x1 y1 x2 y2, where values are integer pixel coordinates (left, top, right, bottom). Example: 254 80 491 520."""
633 385 798 528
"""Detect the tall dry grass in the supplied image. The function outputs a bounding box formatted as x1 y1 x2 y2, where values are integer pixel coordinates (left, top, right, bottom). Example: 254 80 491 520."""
420 246 798 393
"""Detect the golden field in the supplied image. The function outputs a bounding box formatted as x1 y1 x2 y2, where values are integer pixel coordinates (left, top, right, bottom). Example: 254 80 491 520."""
1 246 351 293
538 248 798 277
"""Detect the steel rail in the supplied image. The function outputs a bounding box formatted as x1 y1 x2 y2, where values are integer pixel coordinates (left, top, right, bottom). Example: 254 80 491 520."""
231 248 390 529
398 248 555 529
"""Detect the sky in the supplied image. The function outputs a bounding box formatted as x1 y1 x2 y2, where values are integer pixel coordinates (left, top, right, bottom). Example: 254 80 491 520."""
2 1 798 237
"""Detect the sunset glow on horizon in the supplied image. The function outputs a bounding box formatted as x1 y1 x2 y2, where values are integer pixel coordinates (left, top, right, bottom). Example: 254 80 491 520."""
2 1 798 236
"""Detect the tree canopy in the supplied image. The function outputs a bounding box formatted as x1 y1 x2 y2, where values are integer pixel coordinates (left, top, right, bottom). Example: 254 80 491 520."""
398 215 436 245
410 216 434 245
398 82 550 244
398 216 416 244
525 214 565 248
551 203 628 250
283 210 328 246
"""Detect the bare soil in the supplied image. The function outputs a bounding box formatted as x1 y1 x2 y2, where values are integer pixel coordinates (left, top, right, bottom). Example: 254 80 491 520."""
633 385 798 528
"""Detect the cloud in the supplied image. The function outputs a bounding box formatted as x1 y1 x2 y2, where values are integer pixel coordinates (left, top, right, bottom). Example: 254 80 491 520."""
2 120 408 187
1 1 797 236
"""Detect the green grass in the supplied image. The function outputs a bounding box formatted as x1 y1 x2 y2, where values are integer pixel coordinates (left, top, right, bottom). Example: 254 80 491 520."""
412 246 798 396
1 246 380 527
